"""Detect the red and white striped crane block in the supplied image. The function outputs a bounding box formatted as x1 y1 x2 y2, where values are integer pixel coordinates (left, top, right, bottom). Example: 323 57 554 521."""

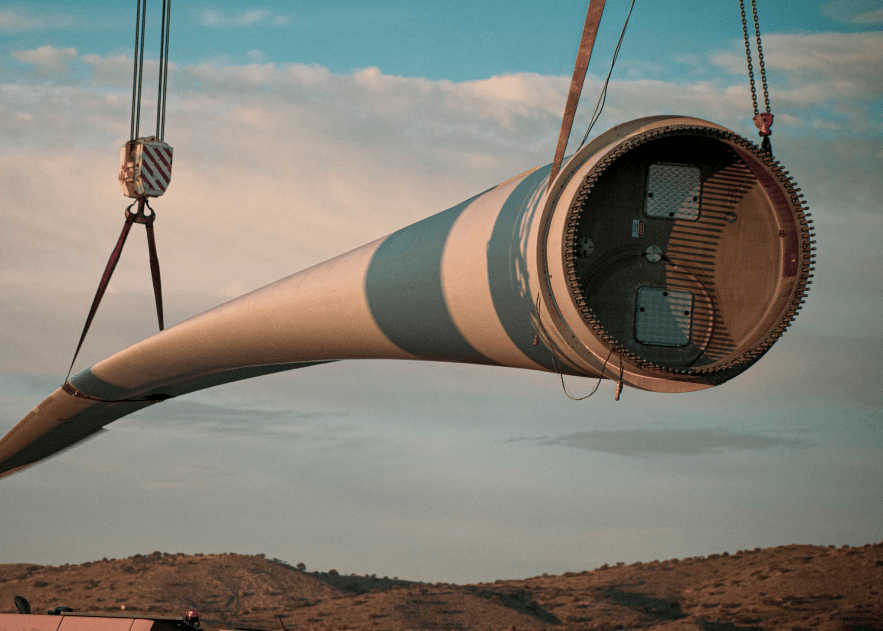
119 136 174 198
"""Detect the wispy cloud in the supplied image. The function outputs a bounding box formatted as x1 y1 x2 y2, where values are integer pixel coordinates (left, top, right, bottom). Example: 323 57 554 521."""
0 9 43 32
821 0 883 25
12 45 77 73
0 34 880 381
199 9 281 28
139 467 231 492
513 428 809 457
712 31 883 136
123 399 327 437
713 31 883 97
0 9 75 32
140 480 211 491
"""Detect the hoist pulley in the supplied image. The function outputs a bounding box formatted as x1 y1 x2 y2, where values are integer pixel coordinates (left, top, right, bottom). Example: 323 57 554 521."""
121 0 174 198
119 136 173 198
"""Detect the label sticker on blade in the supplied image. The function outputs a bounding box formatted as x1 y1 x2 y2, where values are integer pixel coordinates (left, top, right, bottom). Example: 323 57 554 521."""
632 220 644 237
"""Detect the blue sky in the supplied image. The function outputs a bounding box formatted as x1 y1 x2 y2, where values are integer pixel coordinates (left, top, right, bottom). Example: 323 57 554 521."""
1 1 881 583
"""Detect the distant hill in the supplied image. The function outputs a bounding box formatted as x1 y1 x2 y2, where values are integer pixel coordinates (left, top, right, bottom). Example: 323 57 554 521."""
1 543 881 630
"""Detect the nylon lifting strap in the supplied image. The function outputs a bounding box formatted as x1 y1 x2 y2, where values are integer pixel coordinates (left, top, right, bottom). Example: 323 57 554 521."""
65 200 164 383
548 0 607 192
144 208 164 332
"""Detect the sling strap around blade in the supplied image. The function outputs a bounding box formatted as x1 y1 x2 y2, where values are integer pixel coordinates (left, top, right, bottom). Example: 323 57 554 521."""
65 199 164 384
548 0 607 192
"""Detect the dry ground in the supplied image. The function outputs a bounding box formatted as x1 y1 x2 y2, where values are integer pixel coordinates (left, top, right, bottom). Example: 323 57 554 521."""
1 543 881 630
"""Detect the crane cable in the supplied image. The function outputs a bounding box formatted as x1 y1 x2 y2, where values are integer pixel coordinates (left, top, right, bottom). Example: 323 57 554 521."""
577 0 636 151
547 0 607 192
130 0 146 141
548 0 638 191
156 0 172 140
740 0 774 156
65 0 173 386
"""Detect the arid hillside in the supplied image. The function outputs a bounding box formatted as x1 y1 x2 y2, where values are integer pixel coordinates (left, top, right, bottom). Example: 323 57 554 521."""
1 543 880 630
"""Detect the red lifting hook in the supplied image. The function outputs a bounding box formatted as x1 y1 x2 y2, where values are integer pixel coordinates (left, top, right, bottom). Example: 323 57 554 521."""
753 112 773 137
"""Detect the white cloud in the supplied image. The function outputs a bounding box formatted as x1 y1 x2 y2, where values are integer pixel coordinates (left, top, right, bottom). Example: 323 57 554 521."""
1 40 881 583
712 31 883 134
0 9 43 32
854 7 883 23
200 9 272 27
821 0 883 25
522 428 809 457
766 32 883 98
80 53 137 88
0 8 76 32
12 45 77 72
713 32 883 96
0 45 880 381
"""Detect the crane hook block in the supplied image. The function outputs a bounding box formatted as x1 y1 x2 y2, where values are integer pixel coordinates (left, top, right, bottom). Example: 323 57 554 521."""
119 137 174 199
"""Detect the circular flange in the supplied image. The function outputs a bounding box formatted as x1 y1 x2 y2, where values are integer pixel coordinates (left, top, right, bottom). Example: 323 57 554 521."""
539 119 814 386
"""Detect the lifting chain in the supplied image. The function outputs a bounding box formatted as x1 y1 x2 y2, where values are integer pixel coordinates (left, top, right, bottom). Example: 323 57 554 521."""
740 0 773 154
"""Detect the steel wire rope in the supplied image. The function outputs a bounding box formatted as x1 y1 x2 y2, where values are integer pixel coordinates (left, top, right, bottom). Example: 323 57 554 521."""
130 0 147 140
577 0 637 150
156 0 171 139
